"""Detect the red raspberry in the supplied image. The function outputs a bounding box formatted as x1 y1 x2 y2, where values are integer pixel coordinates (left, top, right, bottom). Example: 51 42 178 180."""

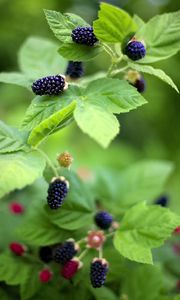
9 242 26 256
61 258 80 279
39 269 53 283
9 202 25 214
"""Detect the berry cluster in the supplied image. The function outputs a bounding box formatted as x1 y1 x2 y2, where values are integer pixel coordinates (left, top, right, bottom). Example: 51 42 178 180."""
47 176 69 209
71 26 98 46
32 75 67 96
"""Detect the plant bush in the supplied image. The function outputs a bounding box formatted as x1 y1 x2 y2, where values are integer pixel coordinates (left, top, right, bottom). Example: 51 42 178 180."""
0 2 180 300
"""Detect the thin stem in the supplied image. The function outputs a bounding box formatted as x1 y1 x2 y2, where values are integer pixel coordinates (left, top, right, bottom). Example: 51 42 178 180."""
78 248 89 260
111 65 129 77
102 43 115 59
99 247 103 259
106 231 115 238
76 237 86 245
35 147 59 177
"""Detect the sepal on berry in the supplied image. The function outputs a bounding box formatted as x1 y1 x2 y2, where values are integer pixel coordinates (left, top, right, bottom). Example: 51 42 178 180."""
86 231 106 250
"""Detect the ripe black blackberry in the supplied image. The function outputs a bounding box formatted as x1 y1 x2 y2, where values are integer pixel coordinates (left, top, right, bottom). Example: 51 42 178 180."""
125 40 146 61
39 246 53 263
32 75 68 96
71 26 98 46
125 70 146 93
133 78 146 93
65 61 84 79
94 211 113 230
155 195 168 207
90 258 109 288
53 240 78 265
47 177 69 209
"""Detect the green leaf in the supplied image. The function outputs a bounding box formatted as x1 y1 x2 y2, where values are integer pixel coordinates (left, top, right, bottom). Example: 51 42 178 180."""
19 206 70 246
74 100 119 148
45 207 93 231
74 78 146 147
44 9 88 43
128 63 179 93
21 85 78 131
118 160 174 209
0 72 31 89
136 11 180 63
28 100 76 146
0 253 30 285
0 289 11 300
18 37 67 80
93 2 137 43
133 14 145 28
58 169 95 212
20 266 41 300
58 43 102 61
84 78 147 114
0 121 28 153
0 151 46 199
88 285 118 300
114 202 180 264
122 265 163 300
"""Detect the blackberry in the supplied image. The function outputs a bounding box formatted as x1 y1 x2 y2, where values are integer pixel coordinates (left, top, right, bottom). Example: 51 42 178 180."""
155 195 168 207
90 258 109 288
94 211 113 230
32 75 67 96
132 78 146 93
71 26 98 46
53 240 78 265
39 246 53 263
47 176 69 209
65 61 84 79
125 41 146 61
61 259 80 279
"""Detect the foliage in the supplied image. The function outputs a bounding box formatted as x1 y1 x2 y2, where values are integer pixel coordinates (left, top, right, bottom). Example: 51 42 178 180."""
0 2 180 300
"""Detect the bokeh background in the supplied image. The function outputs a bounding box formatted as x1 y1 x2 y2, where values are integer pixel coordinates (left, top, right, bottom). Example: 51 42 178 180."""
0 0 180 214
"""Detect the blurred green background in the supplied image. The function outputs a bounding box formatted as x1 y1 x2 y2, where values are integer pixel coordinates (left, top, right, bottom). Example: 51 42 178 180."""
0 0 180 213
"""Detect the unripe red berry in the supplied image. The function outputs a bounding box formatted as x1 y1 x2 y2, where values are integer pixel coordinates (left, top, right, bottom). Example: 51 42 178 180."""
174 226 180 234
9 202 25 214
61 258 81 279
39 269 53 283
9 242 26 256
